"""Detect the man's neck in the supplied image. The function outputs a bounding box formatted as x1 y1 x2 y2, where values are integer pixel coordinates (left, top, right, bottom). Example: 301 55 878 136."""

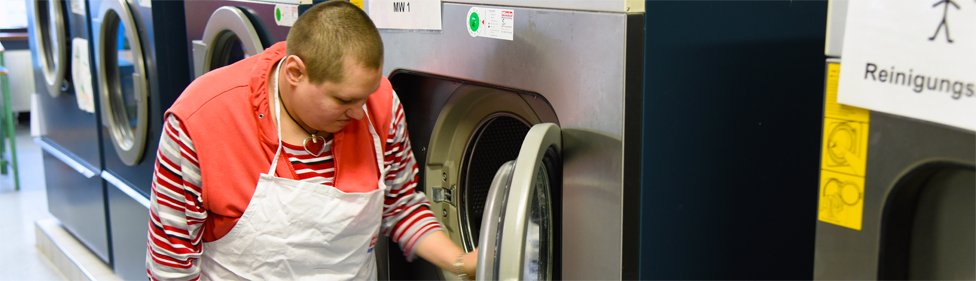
269 65 331 146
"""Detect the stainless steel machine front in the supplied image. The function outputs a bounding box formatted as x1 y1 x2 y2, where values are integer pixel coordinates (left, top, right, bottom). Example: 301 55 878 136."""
379 3 643 279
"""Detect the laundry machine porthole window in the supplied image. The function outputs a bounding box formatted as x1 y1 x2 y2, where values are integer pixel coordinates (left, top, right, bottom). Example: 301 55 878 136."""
33 0 69 96
97 2 149 166
460 114 530 250
106 21 140 143
209 31 247 70
510 162 554 280
193 6 265 77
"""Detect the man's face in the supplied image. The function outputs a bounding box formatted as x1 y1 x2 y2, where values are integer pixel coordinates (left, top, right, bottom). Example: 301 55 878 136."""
288 56 382 134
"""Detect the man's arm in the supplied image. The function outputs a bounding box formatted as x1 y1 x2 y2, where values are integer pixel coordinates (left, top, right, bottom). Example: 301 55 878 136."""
146 115 206 281
413 231 478 277
379 92 442 258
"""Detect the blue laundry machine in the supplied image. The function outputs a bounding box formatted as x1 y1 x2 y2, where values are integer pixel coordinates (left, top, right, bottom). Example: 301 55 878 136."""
27 0 110 264
89 0 189 278
184 0 308 79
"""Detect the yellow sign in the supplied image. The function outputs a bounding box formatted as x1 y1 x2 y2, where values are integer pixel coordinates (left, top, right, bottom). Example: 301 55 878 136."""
818 62 870 231
350 0 364 9
818 170 865 231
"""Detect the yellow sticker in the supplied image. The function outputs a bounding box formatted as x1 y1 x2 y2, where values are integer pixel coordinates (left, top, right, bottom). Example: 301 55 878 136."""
821 117 869 177
824 63 870 122
817 170 865 231
350 0 365 9
818 62 870 231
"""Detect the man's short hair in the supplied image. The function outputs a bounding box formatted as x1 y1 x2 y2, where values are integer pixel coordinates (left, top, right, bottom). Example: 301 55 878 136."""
286 0 383 83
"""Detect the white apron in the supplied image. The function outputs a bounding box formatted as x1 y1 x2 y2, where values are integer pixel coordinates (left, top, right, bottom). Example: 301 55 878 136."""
199 58 388 280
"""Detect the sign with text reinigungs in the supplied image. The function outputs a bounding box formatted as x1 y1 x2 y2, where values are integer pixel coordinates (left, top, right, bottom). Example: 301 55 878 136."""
838 0 975 132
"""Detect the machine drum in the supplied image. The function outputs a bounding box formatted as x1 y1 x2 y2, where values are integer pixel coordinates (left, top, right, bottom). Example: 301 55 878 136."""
461 115 530 248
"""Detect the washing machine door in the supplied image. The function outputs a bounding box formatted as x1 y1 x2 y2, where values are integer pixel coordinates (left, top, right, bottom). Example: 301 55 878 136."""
32 0 69 96
477 123 561 281
95 0 148 166
191 6 264 78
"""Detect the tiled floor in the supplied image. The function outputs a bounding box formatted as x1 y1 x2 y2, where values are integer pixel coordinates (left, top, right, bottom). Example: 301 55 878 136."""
0 124 67 280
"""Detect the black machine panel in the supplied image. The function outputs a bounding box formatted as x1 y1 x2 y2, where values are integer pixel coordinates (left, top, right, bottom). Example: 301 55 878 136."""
642 1 828 279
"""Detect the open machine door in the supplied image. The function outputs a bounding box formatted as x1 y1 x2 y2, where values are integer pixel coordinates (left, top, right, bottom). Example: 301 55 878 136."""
477 123 562 281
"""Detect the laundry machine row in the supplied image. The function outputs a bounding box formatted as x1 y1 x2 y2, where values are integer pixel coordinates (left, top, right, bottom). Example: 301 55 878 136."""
29 0 836 279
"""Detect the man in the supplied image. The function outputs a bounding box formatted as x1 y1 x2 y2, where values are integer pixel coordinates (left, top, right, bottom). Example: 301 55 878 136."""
146 1 476 279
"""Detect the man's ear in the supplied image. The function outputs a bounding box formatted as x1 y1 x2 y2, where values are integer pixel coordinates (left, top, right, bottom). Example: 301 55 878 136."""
284 55 307 86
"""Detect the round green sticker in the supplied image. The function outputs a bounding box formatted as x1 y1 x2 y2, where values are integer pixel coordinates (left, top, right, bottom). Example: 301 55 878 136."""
468 11 480 32
275 7 282 22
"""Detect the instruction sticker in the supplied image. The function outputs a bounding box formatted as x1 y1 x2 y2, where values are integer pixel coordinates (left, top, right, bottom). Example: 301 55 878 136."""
821 118 868 176
818 170 865 231
466 7 514 41
71 38 95 113
818 62 869 231
274 4 300 27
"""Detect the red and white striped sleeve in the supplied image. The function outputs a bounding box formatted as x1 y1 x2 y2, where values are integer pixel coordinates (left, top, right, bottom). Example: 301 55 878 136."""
381 91 443 261
146 114 205 281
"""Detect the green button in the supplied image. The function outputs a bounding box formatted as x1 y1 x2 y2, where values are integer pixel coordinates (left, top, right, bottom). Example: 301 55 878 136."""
276 7 282 22
469 11 480 32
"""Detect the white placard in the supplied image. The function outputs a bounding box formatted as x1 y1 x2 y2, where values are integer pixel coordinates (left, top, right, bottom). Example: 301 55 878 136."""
71 38 95 113
466 7 513 41
838 0 975 132
137 0 151 8
368 0 441 30
70 0 86 16
274 4 300 27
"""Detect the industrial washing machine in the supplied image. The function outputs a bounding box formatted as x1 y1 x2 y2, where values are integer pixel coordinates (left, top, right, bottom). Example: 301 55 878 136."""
184 0 315 78
814 1 976 279
27 0 110 264
376 1 644 279
89 0 189 278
